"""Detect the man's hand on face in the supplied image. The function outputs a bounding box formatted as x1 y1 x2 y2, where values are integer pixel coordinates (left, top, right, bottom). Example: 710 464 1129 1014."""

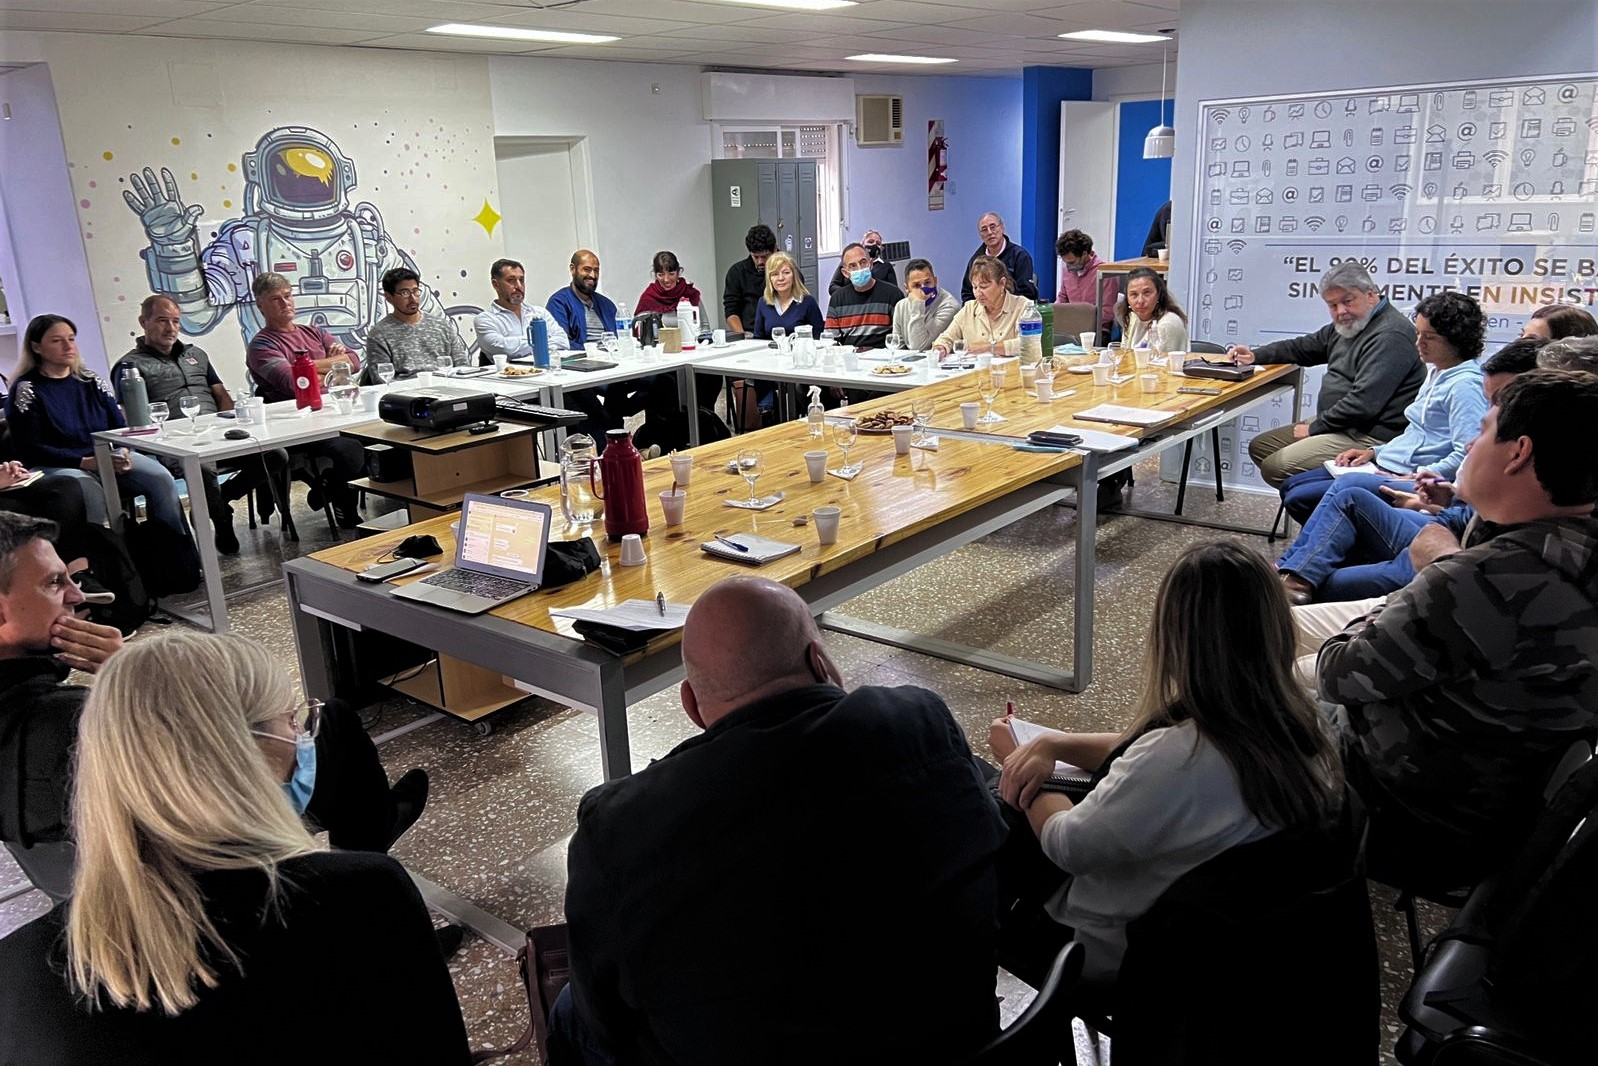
51 614 124 674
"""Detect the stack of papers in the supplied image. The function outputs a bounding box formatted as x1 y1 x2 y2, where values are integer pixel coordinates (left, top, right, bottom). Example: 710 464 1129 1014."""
551 599 690 631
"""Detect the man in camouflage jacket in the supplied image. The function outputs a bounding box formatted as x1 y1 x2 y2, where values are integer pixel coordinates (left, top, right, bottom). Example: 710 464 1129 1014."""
1319 369 1598 886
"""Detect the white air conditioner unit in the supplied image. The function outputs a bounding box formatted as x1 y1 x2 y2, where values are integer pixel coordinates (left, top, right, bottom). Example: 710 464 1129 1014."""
855 94 904 146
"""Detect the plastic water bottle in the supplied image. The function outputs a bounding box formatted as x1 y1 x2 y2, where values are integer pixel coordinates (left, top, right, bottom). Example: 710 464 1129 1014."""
807 386 825 438
528 315 551 368
677 299 697 350
118 365 151 427
614 301 633 357
1018 301 1043 364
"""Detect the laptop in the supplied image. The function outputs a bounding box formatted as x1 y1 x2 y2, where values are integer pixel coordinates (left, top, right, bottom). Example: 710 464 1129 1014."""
391 493 552 614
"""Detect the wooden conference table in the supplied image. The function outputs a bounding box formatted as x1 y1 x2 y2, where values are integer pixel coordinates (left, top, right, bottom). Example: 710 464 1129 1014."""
284 358 1295 779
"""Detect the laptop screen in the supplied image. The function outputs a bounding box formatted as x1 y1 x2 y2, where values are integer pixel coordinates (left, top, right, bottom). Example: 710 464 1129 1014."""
454 493 552 585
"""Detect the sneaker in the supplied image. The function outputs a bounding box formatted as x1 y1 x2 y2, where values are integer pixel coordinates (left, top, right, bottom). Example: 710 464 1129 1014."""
434 924 466 960
385 768 430 850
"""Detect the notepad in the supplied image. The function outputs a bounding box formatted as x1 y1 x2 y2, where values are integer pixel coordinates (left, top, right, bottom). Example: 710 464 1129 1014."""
700 533 802 565
1008 717 1094 791
1046 426 1138 452
0 471 43 492
1071 403 1181 427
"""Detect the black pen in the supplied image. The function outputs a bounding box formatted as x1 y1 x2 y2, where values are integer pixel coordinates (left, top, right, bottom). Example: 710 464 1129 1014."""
656 591 666 616
714 533 749 552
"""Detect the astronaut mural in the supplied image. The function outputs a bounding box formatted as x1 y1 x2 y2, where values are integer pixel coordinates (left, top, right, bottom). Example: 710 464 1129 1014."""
122 125 449 353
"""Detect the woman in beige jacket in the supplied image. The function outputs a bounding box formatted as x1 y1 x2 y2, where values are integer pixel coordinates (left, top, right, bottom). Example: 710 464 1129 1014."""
931 256 1032 358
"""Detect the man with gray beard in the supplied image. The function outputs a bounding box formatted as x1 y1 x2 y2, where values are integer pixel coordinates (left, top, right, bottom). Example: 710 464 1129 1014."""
1229 261 1423 486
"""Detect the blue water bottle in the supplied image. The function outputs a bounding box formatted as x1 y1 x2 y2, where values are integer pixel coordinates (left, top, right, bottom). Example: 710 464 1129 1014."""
528 315 551 369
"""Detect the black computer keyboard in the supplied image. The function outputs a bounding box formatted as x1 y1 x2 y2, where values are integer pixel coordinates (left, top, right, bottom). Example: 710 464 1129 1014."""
493 396 589 426
420 568 531 598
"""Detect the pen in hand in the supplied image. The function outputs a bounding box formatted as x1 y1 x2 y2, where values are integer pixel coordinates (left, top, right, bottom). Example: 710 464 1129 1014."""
656 591 666 616
714 533 749 553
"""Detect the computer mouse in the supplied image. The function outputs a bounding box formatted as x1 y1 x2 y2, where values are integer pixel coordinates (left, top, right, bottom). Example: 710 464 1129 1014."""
224 428 250 440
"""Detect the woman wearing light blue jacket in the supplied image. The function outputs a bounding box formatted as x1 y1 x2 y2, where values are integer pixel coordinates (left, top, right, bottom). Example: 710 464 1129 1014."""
1278 291 1487 523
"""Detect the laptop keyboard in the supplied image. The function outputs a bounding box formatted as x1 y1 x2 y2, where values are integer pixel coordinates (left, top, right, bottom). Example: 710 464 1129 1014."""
420 568 530 599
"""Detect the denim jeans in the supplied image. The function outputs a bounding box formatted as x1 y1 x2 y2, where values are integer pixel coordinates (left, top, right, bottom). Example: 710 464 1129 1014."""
45 453 189 539
1280 468 1415 525
547 985 619 1066
1278 480 1431 600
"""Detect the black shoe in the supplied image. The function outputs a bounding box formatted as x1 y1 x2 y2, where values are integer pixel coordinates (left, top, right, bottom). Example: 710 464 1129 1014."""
256 485 276 520
385 768 429 850
434 924 465 960
306 486 325 512
334 504 363 529
212 505 240 555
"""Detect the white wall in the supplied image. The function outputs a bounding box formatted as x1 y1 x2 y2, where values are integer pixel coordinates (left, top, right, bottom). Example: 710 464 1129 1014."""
0 64 106 373
1093 61 1175 102
490 57 716 315
835 73 1024 300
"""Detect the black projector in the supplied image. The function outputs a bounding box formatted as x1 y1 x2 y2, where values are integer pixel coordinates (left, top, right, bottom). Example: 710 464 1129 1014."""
379 386 496 432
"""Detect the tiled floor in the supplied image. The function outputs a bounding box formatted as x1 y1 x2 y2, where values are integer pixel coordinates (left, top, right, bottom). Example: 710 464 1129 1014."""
0 461 1445 1063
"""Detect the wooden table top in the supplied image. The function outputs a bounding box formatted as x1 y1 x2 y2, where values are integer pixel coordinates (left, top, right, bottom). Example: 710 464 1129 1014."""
310 398 1085 645
1099 256 1169 273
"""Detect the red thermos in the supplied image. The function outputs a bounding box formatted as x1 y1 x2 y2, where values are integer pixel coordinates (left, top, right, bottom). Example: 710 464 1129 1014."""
593 429 648 541
290 349 322 411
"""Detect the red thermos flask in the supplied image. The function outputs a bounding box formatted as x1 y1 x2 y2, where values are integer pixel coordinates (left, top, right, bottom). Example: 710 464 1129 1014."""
290 349 322 411
593 429 648 541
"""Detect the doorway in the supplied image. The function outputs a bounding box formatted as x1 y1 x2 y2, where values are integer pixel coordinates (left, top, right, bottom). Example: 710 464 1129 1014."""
493 137 596 307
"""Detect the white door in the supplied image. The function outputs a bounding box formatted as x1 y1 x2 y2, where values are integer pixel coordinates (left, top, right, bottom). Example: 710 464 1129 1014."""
494 138 595 307
1057 102 1116 263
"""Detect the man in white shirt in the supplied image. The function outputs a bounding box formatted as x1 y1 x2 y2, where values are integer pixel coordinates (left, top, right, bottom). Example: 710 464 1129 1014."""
472 258 568 364
891 258 960 352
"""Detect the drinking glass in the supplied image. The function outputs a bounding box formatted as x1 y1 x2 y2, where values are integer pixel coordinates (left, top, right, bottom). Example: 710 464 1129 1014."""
910 396 935 444
831 418 859 475
436 354 454 376
885 331 903 361
736 448 764 504
771 326 788 358
978 370 1003 423
374 361 396 385
179 395 202 433
600 331 619 358
149 401 169 435
951 339 968 365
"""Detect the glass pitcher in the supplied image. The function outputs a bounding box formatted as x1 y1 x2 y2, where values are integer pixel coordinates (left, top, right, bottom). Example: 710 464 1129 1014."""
559 433 601 525
323 359 353 391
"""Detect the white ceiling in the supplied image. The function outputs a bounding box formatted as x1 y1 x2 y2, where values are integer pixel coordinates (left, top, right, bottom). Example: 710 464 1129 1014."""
0 0 1180 75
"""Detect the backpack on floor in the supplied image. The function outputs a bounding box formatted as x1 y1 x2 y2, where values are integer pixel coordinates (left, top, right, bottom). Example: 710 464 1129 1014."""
75 522 153 635
122 517 202 600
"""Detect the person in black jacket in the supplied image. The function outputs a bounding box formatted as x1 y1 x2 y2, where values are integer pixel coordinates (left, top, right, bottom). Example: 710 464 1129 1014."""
549 576 1007 1066
0 630 470 1066
1141 200 1172 258
960 212 1038 303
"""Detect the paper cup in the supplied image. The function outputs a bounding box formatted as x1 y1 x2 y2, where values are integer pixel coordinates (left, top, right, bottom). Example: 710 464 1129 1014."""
669 454 693 486
813 506 840 545
361 390 381 413
619 533 646 566
960 402 980 429
1157 248 1170 262
334 398 354 416
659 489 686 526
1091 365 1112 387
1021 364 1039 390
804 450 827 483
1079 332 1096 350
712 328 727 346
417 371 434 387
843 350 860 371
1036 378 1054 402
493 353 509 371
1140 373 1161 394
892 424 912 455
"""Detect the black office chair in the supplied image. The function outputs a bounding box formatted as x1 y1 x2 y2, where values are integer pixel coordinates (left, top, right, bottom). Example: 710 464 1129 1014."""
963 943 1084 1066
1173 340 1229 517
1396 750 1598 1066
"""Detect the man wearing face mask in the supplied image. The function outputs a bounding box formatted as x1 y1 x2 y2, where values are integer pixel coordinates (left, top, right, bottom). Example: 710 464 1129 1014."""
828 229 898 293
0 512 430 902
891 258 960 352
824 242 906 351
1054 230 1117 344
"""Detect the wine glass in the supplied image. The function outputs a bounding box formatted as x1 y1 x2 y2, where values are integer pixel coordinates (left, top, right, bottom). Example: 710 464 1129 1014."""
736 448 764 505
978 370 1003 423
179 395 202 434
910 395 935 445
951 339 968 366
885 331 904 362
374 361 396 385
831 418 859 475
148 401 169 435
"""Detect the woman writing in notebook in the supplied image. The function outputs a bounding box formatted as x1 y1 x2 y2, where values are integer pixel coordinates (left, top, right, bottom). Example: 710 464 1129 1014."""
987 540 1344 987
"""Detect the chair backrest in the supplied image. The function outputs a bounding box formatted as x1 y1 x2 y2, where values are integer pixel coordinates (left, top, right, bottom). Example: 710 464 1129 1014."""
1110 792 1380 1066
964 942 1084 1066
1188 339 1228 355
1050 302 1096 339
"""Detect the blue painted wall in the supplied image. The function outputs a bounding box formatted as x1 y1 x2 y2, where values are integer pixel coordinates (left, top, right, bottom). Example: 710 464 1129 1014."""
1020 66 1093 300
1113 98 1173 260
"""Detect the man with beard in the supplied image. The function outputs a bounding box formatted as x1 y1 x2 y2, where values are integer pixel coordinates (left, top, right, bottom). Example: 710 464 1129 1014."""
1229 261 1422 486
548 249 619 349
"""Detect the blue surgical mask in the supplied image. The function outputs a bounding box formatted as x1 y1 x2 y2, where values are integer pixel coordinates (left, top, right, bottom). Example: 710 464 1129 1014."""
255 728 318 815
848 268 872 287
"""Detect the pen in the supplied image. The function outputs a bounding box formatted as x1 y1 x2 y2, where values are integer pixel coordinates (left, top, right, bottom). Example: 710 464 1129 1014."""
656 591 666 616
1005 700 1014 719
714 533 749 552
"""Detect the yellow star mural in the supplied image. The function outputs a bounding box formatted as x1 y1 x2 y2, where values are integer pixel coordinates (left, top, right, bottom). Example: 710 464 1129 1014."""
472 198 502 237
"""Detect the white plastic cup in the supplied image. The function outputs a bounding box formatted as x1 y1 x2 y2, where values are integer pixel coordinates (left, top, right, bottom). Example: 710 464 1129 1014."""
976 352 992 371
960 401 980 429
659 489 686 526
1036 377 1055 402
417 371 434 387
804 450 828 483
712 328 727 346
1021 364 1039 390
361 390 381 413
334 398 354 416
842 350 860 372
493 353 509 371
1157 248 1170 262
1079 332 1096 350
813 506 840 545
584 341 600 356
1091 364 1112 388
892 424 912 455
669 453 693 486
619 533 646 566
1140 372 1161 394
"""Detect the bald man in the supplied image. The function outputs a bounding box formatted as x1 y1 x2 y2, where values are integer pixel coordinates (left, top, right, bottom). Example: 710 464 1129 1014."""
552 576 1007 1066
547 249 618 349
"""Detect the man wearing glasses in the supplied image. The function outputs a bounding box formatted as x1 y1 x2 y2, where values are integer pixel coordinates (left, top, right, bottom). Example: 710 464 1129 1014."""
960 212 1038 303
365 267 471 379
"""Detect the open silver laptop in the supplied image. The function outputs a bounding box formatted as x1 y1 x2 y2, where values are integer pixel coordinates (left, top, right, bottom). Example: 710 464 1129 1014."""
391 493 552 614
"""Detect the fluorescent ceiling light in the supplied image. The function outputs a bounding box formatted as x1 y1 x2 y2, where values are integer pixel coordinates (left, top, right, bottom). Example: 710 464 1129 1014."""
847 53 956 65
708 0 858 10
1058 29 1173 44
427 23 620 44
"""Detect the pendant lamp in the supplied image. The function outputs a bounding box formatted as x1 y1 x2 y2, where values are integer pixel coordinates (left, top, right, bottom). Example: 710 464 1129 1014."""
1143 47 1175 159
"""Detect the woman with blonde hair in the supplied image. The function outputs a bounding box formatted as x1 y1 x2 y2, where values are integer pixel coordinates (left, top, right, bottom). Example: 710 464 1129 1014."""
751 251 824 339
0 631 470 1064
931 256 1033 358
988 540 1345 986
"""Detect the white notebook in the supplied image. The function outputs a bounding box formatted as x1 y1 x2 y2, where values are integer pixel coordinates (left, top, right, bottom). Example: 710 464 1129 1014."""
1071 403 1181 427
700 533 802 566
1008 717 1094 790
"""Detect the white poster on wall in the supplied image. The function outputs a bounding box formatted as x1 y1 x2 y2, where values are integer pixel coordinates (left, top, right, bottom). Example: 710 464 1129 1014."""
1164 72 1598 492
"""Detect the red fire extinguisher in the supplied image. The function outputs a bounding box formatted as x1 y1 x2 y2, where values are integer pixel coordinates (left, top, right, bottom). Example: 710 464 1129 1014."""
291 349 322 411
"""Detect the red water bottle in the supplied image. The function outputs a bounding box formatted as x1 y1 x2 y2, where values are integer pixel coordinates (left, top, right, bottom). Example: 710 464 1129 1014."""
593 429 647 541
290 349 322 411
